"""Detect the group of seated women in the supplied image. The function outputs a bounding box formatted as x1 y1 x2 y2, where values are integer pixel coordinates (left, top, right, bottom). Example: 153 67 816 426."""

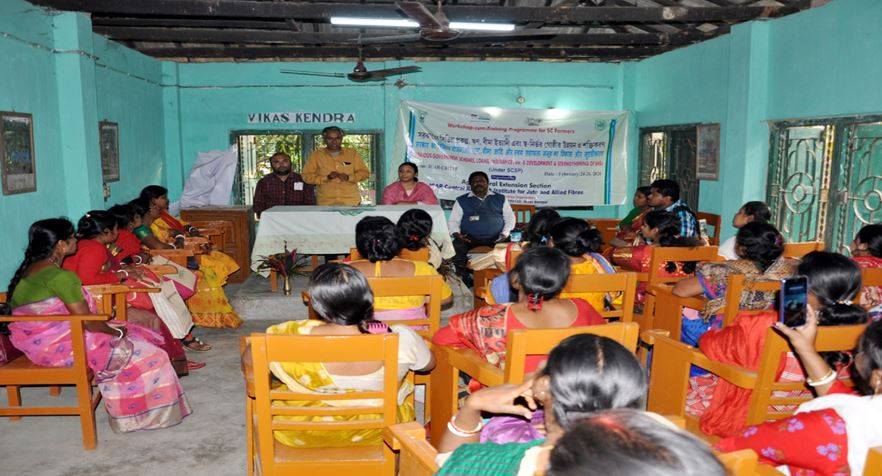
2 185 243 432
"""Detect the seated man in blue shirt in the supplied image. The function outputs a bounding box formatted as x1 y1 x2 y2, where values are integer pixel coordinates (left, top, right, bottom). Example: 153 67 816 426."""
647 178 698 238
447 171 515 287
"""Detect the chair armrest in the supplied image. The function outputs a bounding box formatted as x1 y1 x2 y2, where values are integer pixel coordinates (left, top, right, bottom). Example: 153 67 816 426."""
85 284 160 295
383 421 427 451
440 345 504 387
240 336 254 398
0 314 110 322
147 249 194 257
143 264 178 275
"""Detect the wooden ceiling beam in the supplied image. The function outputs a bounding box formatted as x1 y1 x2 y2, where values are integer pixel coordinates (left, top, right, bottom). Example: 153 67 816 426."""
30 0 803 24
134 44 664 59
93 26 715 46
90 16 290 30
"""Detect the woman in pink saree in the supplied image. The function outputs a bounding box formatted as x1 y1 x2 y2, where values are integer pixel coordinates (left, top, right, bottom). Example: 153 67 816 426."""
6 218 191 433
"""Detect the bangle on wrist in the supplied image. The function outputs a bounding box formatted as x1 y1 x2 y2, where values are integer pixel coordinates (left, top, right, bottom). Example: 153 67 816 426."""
133 255 143 264
447 414 484 438
807 369 837 387
118 270 129 279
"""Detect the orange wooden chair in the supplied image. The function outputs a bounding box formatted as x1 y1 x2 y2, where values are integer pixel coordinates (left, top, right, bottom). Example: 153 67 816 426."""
483 271 638 324
588 218 620 247
511 204 536 227
473 247 523 308
651 274 782 342
782 241 825 258
865 447 882 476
647 323 866 441
0 292 106 450
187 219 229 249
696 212 722 246
637 246 721 332
348 247 430 262
247 332 398 476
429 322 639 443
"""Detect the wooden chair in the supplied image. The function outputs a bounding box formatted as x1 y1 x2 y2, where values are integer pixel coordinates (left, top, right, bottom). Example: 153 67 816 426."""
865 447 882 476
429 322 639 443
511 204 536 227
647 323 866 440
347 247 430 262
695 212 722 246
652 274 782 342
187 219 229 249
483 271 638 325
0 292 107 450
782 241 825 258
248 332 398 476
637 246 721 332
147 248 195 267
473 247 523 308
588 218 620 246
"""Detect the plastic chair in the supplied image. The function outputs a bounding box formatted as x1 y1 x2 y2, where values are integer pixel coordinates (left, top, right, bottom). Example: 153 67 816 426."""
429 322 639 443
646 324 866 440
247 332 398 476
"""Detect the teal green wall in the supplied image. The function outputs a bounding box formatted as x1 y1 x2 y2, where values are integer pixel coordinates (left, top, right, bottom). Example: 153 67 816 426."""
0 0 166 288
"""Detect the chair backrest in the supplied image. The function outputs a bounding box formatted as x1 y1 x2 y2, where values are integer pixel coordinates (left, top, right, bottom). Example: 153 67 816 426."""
368 275 444 337
250 332 399 468
746 324 866 425
782 241 825 258
862 267 882 288
695 212 722 246
383 422 438 476
720 274 783 328
563 272 638 323
646 246 720 286
511 204 536 227
348 247 430 262
589 218 620 246
865 446 882 476
503 322 640 382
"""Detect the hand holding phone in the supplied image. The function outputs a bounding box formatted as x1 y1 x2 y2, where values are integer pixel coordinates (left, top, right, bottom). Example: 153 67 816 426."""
779 276 809 328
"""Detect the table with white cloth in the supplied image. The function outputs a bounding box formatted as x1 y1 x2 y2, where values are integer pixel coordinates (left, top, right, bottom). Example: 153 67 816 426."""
250 204 453 275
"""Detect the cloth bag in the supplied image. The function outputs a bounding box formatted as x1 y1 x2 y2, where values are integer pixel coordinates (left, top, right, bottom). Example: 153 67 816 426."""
150 255 198 300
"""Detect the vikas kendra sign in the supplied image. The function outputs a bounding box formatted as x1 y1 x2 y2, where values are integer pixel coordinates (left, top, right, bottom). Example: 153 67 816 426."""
247 112 356 124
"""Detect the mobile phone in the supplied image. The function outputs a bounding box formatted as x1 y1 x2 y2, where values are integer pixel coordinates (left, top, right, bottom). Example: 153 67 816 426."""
779 276 809 328
698 219 709 241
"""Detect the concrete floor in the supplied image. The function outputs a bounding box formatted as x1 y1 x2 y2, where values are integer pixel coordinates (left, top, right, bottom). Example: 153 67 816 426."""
0 273 472 476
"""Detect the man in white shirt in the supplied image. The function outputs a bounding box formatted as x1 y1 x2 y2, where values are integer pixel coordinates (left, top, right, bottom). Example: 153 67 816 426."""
447 171 515 287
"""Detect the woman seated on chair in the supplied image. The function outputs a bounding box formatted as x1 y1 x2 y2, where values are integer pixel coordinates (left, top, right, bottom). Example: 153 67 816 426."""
347 216 453 326
489 218 616 310
550 409 726 476
433 247 605 376
610 210 702 311
136 185 242 329
688 251 868 438
380 162 439 205
62 211 204 372
717 201 772 261
266 263 434 448
715 311 881 475
608 185 652 248
6 218 191 432
468 208 560 272
672 222 796 347
106 203 153 267
435 333 647 475
396 207 454 271
851 223 882 320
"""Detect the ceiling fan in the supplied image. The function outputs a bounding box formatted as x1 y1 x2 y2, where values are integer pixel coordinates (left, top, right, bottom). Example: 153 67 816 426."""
353 1 555 45
280 48 421 82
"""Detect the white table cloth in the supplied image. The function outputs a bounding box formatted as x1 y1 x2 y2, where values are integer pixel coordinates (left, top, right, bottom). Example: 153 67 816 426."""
250 204 453 274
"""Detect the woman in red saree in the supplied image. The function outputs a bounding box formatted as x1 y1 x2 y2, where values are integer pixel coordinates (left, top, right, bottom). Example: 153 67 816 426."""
433 247 604 377
693 251 868 437
62 211 202 373
851 224 882 320
610 210 702 313
7 218 191 432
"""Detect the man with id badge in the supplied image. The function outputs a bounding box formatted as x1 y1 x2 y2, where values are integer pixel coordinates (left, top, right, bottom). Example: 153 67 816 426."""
302 126 370 206
252 152 316 218
448 171 516 287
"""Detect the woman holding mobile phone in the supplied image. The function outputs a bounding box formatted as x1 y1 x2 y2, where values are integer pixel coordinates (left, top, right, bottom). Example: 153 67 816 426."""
686 251 867 437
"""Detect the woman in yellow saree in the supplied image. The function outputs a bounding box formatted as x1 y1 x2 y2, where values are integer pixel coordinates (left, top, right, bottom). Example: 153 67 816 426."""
136 186 242 329
266 263 434 447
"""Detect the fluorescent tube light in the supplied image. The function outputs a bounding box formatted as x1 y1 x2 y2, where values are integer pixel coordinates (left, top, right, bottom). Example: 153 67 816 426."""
449 22 515 32
330 17 515 32
331 17 419 28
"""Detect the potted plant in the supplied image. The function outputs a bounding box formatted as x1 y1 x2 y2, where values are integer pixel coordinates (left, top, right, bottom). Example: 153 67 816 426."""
256 242 311 295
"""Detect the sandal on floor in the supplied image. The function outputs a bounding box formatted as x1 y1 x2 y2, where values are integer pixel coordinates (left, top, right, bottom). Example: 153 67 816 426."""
182 336 212 352
186 360 206 371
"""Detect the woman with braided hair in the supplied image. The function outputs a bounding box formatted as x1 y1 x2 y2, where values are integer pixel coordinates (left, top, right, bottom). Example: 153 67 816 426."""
433 247 604 379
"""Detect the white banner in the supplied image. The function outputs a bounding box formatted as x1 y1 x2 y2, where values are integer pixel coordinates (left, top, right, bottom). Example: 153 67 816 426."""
393 101 629 207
